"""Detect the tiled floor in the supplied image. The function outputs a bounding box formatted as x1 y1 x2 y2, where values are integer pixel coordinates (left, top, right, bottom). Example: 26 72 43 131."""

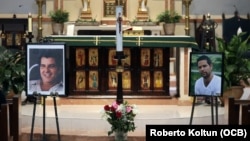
20 97 227 141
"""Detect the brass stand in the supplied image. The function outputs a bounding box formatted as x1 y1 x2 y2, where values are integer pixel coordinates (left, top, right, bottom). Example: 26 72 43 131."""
182 0 192 35
115 51 125 104
36 0 45 41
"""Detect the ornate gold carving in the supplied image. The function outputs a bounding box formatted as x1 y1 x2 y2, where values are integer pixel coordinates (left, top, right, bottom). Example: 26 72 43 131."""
141 48 150 67
76 71 86 90
6 33 22 46
122 71 131 89
154 71 163 88
76 48 85 67
104 0 127 17
89 71 98 89
89 48 98 66
141 71 150 89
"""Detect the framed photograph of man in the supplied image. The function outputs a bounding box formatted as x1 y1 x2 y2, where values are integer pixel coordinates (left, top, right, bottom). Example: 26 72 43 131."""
26 43 66 96
189 52 224 97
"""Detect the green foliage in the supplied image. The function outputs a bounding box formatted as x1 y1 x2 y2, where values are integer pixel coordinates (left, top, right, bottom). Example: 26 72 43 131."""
49 9 69 23
216 32 250 89
156 10 182 23
0 46 25 95
102 101 137 136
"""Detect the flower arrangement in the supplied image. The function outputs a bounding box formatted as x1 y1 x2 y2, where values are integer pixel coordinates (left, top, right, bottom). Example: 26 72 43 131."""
102 101 137 136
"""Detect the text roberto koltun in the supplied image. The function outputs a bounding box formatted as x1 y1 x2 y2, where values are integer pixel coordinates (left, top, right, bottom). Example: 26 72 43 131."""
146 125 249 140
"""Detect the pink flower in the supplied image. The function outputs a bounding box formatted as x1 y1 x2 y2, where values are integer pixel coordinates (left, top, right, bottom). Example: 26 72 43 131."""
112 101 119 109
126 106 132 113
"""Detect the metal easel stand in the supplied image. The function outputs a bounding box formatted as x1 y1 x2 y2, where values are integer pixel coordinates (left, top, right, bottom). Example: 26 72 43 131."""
30 92 61 141
189 96 218 125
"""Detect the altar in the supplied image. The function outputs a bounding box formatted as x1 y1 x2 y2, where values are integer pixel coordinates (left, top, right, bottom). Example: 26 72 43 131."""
73 25 162 36
45 35 198 99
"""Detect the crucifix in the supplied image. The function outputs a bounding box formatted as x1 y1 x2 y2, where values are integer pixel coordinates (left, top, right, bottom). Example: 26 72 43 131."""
115 4 125 104
117 12 122 34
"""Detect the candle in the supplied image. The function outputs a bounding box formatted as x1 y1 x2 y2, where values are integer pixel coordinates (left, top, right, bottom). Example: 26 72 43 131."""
28 13 32 32
116 6 123 51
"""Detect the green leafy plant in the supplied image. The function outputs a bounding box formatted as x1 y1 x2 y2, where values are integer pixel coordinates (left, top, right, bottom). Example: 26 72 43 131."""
216 32 250 89
102 101 137 136
49 9 69 23
156 10 181 23
0 46 25 95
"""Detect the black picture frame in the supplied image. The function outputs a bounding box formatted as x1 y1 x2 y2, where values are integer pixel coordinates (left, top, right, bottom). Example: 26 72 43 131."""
26 42 66 96
189 52 224 97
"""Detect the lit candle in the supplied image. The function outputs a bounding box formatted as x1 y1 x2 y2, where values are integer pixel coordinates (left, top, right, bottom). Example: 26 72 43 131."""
116 6 123 51
28 13 32 32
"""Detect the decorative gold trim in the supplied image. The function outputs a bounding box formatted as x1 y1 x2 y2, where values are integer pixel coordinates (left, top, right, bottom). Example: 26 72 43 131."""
104 0 127 17
95 36 99 45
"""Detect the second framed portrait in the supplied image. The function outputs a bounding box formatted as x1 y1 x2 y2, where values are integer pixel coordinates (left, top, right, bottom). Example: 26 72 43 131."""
189 52 224 97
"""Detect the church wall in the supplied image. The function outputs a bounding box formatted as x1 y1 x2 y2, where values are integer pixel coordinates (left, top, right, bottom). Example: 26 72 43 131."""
0 0 249 40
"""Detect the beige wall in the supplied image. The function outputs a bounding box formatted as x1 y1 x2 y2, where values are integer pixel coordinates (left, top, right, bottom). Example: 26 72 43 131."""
43 0 226 38
61 0 166 22
0 0 248 40
0 0 228 40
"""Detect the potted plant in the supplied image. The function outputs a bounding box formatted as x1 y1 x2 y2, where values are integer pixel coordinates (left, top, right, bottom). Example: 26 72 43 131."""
49 9 69 35
101 101 137 140
156 10 182 35
0 46 25 99
216 32 250 104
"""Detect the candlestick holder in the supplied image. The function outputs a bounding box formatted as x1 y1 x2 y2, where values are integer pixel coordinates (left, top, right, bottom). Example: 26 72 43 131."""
26 32 34 43
36 0 45 41
182 0 192 35
114 51 126 104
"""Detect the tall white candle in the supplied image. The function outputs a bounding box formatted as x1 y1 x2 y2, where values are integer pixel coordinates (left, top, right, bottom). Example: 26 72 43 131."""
116 6 123 52
28 13 32 32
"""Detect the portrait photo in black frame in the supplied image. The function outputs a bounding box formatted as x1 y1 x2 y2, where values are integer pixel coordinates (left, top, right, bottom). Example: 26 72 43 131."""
26 43 66 96
189 52 224 97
